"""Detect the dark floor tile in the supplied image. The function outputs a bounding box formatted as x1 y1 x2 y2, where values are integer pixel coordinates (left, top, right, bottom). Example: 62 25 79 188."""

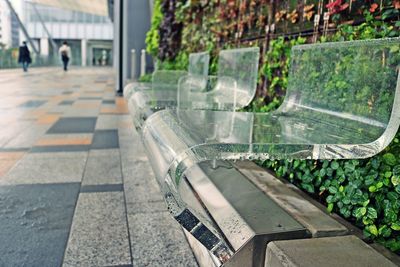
91 129 119 149
30 145 90 153
19 100 46 108
47 117 97 134
59 100 74 105
80 184 123 193
0 183 80 267
62 91 73 95
102 100 115 104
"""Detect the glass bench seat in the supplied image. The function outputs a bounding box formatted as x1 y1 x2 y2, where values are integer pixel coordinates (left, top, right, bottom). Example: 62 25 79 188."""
143 108 394 185
143 38 400 187
125 52 210 129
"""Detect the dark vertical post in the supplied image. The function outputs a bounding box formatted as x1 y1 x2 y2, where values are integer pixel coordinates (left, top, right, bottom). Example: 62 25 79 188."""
116 0 124 96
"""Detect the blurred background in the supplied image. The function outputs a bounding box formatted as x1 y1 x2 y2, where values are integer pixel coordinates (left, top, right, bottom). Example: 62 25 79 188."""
0 0 114 68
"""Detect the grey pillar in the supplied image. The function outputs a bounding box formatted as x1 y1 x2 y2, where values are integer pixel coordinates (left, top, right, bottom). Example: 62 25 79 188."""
122 0 152 81
113 0 152 93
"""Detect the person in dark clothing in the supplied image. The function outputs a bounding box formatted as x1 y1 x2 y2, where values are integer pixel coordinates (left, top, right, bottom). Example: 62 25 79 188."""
59 41 71 71
18 42 31 72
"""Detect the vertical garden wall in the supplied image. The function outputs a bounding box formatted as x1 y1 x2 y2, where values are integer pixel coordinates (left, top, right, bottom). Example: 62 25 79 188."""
145 0 400 254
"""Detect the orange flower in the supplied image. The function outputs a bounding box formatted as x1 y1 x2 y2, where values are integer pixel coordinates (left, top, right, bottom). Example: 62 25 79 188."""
275 10 286 22
286 10 299 23
369 3 378 13
303 4 315 21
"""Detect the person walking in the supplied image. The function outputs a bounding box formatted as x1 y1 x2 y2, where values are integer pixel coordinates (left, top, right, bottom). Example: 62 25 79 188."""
59 41 71 71
18 41 31 72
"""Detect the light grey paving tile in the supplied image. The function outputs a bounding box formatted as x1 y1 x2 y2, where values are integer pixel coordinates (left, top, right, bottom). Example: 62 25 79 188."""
46 105 70 113
118 135 147 163
0 121 34 147
127 199 168 214
117 128 135 138
62 109 100 117
95 114 119 129
62 192 131 267
119 148 148 168
128 211 197 267
1 152 88 185
4 124 51 148
123 160 164 205
82 149 122 185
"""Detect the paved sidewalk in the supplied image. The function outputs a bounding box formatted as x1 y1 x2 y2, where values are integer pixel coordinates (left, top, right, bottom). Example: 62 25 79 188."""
0 67 197 267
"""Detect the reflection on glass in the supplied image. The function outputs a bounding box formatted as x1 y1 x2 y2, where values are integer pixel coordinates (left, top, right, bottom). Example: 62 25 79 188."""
178 47 260 111
127 52 210 129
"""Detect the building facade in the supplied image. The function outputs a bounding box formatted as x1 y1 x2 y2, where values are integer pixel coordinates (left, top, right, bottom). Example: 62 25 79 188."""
0 0 19 48
11 0 113 66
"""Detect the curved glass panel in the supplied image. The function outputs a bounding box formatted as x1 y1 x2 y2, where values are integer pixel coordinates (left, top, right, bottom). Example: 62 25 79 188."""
177 75 238 110
142 37 400 204
217 47 260 108
188 51 211 76
178 47 260 111
126 52 210 129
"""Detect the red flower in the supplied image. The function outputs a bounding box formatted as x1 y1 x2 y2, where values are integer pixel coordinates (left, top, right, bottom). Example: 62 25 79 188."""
393 0 400 9
326 0 349 15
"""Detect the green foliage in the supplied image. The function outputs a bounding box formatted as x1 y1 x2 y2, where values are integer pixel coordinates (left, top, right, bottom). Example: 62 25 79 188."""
145 0 163 57
157 51 189 71
138 73 152 82
262 134 400 252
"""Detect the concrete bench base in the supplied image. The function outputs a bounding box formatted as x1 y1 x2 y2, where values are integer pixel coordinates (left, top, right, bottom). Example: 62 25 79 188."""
266 236 397 267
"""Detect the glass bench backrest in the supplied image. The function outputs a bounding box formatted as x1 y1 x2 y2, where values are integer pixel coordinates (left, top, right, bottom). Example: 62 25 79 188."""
188 51 210 76
152 52 210 91
216 47 260 109
280 38 400 131
177 47 260 111
150 52 210 104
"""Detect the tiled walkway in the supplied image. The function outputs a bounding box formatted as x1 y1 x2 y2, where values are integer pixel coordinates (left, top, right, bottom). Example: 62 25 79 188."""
0 67 197 267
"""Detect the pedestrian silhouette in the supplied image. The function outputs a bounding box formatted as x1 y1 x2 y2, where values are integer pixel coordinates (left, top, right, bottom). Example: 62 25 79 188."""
59 41 71 71
18 41 31 72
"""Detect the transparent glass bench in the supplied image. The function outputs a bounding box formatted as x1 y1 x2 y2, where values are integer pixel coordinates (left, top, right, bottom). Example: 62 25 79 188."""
124 52 209 129
139 38 400 263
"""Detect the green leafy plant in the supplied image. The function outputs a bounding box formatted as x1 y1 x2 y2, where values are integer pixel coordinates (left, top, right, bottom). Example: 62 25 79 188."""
146 0 163 57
